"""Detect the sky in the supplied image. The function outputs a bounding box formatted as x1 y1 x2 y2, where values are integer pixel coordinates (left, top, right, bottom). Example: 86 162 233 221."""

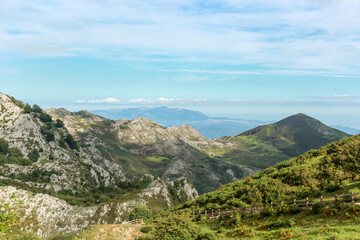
0 0 360 127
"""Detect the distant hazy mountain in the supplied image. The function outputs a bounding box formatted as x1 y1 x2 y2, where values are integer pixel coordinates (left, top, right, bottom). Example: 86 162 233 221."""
91 107 271 138
331 125 360 135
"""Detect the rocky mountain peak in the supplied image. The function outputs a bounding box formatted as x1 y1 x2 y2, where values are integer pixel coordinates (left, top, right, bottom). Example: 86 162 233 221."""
0 93 23 123
47 108 72 116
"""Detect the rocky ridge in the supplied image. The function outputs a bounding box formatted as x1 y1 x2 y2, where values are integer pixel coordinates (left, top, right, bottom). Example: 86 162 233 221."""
0 177 197 237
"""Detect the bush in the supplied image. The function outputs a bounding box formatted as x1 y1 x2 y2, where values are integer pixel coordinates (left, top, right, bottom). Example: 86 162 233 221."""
12 232 42 240
45 131 55 142
312 202 325 214
276 203 290 216
196 232 217 240
289 205 302 214
140 226 153 233
8 148 23 157
28 149 40 162
326 184 340 192
0 198 20 233
39 112 52 123
32 105 42 113
260 206 275 217
227 226 255 237
129 206 153 221
0 138 9 154
6 156 32 166
65 134 79 150
54 119 64 128
150 213 199 240
59 139 67 149
24 104 32 113
265 219 294 229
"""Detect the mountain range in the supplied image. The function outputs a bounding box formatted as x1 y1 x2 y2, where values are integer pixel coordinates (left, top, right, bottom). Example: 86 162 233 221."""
0 92 350 237
91 107 271 139
91 106 359 138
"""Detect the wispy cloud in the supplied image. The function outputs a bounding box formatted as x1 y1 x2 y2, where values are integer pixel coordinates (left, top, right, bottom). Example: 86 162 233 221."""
76 98 120 104
129 97 208 105
1 0 360 76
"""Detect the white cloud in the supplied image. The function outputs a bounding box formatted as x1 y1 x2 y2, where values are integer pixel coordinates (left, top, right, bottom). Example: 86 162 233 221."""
0 0 359 75
157 97 176 102
130 98 149 103
76 98 120 104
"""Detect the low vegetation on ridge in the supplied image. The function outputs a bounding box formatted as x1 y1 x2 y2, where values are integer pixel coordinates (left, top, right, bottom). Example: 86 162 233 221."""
178 134 360 211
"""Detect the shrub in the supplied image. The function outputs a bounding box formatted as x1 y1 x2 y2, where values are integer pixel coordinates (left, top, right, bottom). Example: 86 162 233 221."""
28 149 40 162
54 119 64 128
8 148 23 157
196 232 217 240
31 104 42 113
65 134 79 150
150 213 198 240
326 184 340 192
140 226 153 233
45 131 55 142
24 104 32 113
6 156 32 166
289 205 302 214
0 138 9 154
12 232 42 240
276 203 290 216
260 206 275 217
227 226 255 237
0 197 21 233
265 219 294 229
39 112 52 123
129 206 153 221
312 202 325 214
59 139 67 149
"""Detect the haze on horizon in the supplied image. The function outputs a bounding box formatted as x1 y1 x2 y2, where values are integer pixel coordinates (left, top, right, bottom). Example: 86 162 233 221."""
0 0 359 128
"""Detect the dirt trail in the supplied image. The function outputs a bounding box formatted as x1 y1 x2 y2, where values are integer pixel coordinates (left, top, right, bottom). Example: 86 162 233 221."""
77 224 143 240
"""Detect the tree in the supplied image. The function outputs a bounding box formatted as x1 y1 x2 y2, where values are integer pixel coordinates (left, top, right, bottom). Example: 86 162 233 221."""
0 197 21 234
24 104 32 113
128 206 153 221
65 134 79 150
28 149 40 162
32 104 42 113
45 131 55 142
55 119 64 128
0 138 9 154
39 112 52 123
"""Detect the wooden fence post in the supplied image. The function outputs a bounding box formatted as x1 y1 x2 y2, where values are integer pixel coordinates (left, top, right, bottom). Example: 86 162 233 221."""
293 199 296 205
193 211 195 219
218 209 220 217
205 210 207 218
212 209 214 219
306 198 309 210
321 196 323 204
233 208 235 217
335 195 338 205
352 192 355 205
271 202 273 208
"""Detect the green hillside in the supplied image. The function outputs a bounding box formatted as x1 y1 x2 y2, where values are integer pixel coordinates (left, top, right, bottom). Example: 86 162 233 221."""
135 134 360 240
216 113 349 169
178 133 360 211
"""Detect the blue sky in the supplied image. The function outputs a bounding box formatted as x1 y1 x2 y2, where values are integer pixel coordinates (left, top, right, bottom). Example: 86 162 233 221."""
0 0 360 127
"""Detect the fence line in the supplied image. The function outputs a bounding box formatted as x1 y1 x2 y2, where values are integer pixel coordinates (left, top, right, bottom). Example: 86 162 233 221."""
193 192 360 219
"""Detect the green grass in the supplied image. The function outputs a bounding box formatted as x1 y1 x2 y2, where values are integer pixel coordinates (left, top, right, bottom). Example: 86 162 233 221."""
192 210 360 239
